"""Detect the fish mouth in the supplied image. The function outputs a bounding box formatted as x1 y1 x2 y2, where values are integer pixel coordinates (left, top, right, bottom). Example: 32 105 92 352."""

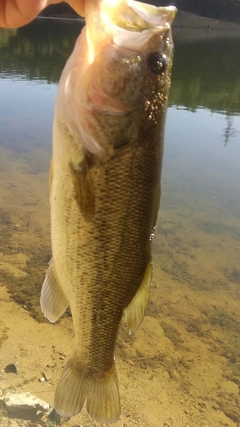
85 0 177 63
100 0 177 34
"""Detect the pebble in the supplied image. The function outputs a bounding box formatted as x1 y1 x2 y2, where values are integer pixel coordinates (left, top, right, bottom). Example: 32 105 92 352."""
4 362 19 374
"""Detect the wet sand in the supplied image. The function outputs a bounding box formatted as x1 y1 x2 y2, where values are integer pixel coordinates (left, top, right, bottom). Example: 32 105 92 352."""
0 11 240 427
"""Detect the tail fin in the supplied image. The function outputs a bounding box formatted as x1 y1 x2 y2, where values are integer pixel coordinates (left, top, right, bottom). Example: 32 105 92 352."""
54 354 120 423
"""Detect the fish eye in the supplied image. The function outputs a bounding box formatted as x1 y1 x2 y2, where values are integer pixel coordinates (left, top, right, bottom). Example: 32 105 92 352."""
147 53 166 75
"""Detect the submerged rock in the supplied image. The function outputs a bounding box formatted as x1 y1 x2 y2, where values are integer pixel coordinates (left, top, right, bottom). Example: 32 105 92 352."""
3 392 50 415
4 362 19 374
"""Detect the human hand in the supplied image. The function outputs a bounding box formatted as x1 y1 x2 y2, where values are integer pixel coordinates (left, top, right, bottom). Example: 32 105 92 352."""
0 0 85 28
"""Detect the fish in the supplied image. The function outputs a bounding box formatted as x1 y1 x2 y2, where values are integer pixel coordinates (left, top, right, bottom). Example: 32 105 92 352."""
40 0 176 423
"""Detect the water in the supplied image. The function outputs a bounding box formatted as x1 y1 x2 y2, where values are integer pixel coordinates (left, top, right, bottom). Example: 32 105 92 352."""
0 18 240 427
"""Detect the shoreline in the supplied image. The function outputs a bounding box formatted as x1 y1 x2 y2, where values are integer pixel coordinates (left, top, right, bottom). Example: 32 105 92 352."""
174 10 240 29
36 10 240 41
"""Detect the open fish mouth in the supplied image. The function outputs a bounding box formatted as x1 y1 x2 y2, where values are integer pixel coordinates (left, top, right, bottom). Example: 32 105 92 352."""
85 0 177 62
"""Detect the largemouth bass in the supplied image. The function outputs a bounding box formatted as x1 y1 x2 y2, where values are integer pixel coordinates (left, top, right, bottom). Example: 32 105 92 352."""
41 0 176 423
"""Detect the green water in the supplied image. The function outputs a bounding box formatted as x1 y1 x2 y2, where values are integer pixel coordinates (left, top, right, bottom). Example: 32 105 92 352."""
0 19 240 426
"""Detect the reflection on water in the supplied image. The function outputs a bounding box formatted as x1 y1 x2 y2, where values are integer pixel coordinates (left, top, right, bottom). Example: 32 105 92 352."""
0 20 82 81
0 19 240 426
170 36 240 115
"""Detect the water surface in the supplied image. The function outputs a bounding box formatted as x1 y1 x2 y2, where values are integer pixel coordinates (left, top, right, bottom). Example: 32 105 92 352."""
0 19 240 426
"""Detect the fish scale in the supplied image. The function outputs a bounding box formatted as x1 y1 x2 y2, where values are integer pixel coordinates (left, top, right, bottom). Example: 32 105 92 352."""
40 0 176 423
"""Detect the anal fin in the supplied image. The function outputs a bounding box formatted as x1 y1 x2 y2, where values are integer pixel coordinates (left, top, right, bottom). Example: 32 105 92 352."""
40 259 68 323
124 258 152 335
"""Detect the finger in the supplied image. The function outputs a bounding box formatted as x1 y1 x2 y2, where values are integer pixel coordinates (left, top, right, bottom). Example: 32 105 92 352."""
0 0 48 28
67 0 85 17
0 0 85 29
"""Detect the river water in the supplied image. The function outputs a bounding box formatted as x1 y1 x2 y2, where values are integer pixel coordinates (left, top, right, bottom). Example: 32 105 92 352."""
0 17 240 427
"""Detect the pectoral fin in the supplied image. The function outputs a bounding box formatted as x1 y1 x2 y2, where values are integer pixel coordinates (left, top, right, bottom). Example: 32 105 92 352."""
69 159 95 221
124 259 152 335
40 259 69 323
